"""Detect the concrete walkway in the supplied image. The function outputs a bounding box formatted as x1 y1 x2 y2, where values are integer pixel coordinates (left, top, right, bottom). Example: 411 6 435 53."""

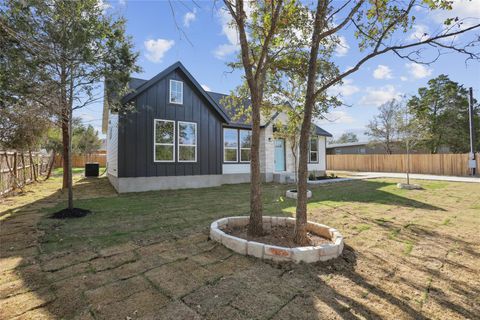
335 171 480 183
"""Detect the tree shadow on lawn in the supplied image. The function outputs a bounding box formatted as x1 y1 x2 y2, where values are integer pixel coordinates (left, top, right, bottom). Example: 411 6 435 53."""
1 177 474 319
302 179 446 212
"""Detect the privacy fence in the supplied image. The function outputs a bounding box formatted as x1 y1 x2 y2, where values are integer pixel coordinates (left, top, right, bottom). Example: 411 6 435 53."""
327 153 480 177
53 151 106 168
0 151 53 196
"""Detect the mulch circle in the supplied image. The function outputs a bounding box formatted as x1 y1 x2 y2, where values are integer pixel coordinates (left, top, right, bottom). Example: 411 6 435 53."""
50 208 92 219
223 224 332 248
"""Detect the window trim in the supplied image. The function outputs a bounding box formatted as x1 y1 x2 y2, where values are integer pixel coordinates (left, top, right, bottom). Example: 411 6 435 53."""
153 119 175 163
309 136 319 163
169 79 183 105
177 121 197 163
239 129 251 163
223 128 239 163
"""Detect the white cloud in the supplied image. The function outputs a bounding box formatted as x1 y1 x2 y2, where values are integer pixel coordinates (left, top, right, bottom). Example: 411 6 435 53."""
183 8 197 27
79 113 96 121
408 24 429 41
405 63 432 79
214 43 239 59
328 79 360 97
432 0 480 28
317 110 355 125
97 0 111 12
118 0 127 6
144 39 174 63
335 36 350 56
373 65 393 79
400 76 408 81
360 85 401 107
201 84 211 91
213 5 255 59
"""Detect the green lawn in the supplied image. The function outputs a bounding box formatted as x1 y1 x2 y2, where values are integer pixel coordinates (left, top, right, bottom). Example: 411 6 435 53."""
39 177 475 254
52 166 106 176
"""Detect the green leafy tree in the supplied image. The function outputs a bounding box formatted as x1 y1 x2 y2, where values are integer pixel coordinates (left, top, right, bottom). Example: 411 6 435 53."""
286 0 480 244
222 0 305 236
408 75 480 153
74 124 102 157
333 132 359 144
224 0 479 244
1 0 140 212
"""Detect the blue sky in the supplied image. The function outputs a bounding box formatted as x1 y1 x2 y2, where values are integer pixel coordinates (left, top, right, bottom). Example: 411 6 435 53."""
79 0 480 140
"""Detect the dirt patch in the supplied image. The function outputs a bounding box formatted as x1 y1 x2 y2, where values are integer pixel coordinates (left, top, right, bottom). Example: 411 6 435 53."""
223 224 332 248
50 208 91 219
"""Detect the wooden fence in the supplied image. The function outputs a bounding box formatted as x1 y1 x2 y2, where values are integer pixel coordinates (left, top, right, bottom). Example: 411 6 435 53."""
0 151 52 196
54 151 106 168
327 153 480 177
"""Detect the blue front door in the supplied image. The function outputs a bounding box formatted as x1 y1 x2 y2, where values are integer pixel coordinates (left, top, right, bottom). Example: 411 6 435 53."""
274 139 285 171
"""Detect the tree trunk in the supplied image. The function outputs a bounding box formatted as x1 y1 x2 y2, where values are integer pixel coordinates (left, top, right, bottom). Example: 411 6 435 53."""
61 113 69 189
67 106 73 210
294 0 325 245
44 151 55 181
248 89 264 236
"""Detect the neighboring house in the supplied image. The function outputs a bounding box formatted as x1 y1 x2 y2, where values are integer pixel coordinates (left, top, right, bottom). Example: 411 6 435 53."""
102 61 331 193
327 141 385 155
326 141 450 154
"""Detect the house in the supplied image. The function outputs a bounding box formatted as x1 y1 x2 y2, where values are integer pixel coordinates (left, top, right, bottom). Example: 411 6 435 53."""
102 62 331 193
326 141 386 155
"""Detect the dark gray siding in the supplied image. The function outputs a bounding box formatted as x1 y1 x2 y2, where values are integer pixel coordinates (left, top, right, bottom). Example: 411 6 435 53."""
118 69 223 177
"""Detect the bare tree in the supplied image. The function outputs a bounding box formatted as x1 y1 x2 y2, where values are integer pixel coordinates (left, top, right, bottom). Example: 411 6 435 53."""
365 100 404 154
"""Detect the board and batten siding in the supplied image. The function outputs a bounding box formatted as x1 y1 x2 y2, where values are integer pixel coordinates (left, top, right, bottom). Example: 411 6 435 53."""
118 69 223 178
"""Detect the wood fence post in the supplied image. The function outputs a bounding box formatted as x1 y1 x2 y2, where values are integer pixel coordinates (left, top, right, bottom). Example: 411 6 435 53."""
13 152 17 180
21 153 26 185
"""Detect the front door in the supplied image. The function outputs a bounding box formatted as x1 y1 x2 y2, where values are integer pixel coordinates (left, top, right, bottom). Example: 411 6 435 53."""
274 139 286 172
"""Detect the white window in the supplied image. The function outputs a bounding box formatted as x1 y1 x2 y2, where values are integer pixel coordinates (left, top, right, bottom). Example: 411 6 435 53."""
239 130 251 162
178 121 197 162
154 119 175 162
224 128 238 162
169 80 183 104
309 136 318 163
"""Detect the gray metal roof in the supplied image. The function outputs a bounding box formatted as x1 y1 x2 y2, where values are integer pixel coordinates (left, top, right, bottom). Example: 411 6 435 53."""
327 141 369 148
206 91 251 127
313 125 333 137
128 77 148 90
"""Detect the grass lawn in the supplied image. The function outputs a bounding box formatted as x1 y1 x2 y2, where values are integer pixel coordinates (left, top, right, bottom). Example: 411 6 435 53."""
1 174 479 319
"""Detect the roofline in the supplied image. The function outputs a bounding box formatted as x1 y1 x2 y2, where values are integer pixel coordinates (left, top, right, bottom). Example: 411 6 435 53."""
327 142 370 148
120 61 230 122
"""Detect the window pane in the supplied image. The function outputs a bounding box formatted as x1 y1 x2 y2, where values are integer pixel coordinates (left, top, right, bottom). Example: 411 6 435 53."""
240 130 251 148
224 129 238 148
240 149 251 162
310 137 318 151
170 80 183 104
224 149 237 162
310 151 318 162
156 121 174 144
179 146 195 161
179 122 196 145
155 145 173 161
